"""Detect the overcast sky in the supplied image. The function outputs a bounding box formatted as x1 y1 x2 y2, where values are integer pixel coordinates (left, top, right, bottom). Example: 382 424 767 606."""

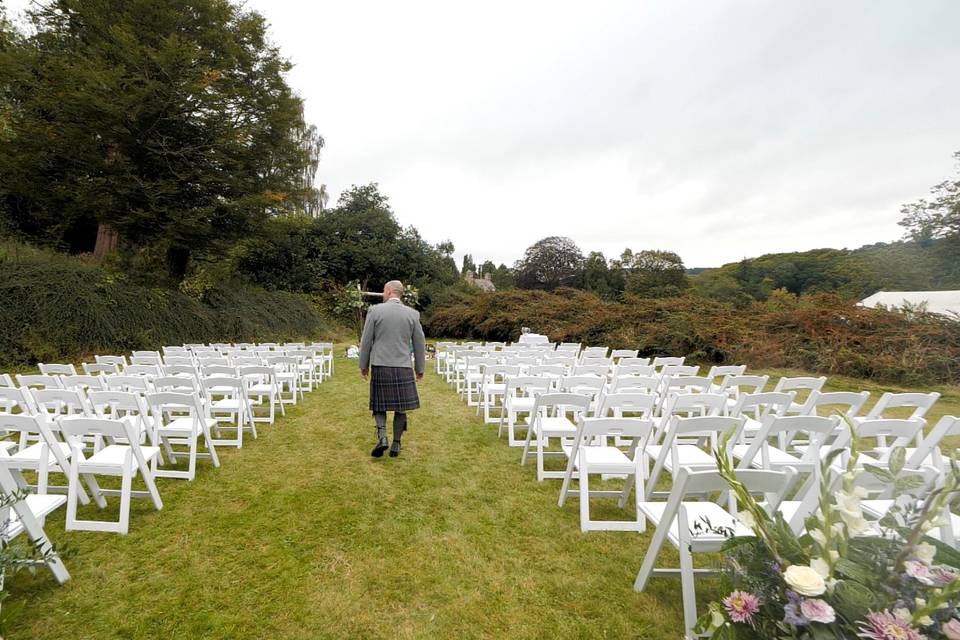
6 0 959 268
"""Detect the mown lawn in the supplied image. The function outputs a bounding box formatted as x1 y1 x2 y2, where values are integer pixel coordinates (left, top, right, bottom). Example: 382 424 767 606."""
6 356 959 639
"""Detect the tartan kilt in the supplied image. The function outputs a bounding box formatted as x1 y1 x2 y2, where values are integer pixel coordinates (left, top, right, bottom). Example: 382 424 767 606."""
369 366 420 412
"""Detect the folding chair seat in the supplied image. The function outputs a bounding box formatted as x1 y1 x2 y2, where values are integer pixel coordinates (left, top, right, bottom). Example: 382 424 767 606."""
0 460 70 584
773 376 827 415
521 393 592 481
634 467 795 637
147 392 220 480
82 362 120 376
499 377 551 446
60 417 163 534
558 416 654 531
38 363 77 376
239 366 284 424
645 414 747 500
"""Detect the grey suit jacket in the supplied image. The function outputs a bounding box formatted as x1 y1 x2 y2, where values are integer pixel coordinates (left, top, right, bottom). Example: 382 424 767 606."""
359 298 426 374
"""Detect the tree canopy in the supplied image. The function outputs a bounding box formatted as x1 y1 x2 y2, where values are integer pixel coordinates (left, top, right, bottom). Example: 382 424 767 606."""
0 0 322 279
513 236 585 291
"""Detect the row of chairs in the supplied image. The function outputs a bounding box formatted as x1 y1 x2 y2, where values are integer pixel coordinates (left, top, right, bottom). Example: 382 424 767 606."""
0 341 333 587
437 340 958 636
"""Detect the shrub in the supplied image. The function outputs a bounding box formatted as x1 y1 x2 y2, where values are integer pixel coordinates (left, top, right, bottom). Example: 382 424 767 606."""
0 260 333 366
424 290 960 385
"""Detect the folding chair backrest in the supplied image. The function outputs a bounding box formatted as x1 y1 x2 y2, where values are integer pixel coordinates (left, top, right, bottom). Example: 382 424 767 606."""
506 376 551 397
0 374 14 388
572 364 610 377
123 364 162 378
82 362 119 376
31 388 91 419
866 392 940 421
131 355 163 366
706 365 747 382
582 346 608 358
0 387 37 415
133 350 162 359
718 375 769 396
147 392 206 427
652 356 685 368
662 376 711 396
611 374 660 394
660 364 700 377
673 467 794 507
88 390 150 418
560 376 606 397
153 376 198 393
60 375 107 392
730 392 795 420
660 393 727 419
202 365 238 377
528 365 565 378
163 356 194 367
855 418 925 448
238 366 277 381
533 393 592 417
58 416 137 448
106 375 151 394
774 376 827 394
610 349 639 361
0 413 57 446
202 376 243 396
597 392 657 418
16 374 63 390
804 391 870 419
161 365 199 380
95 355 128 367
615 364 656 377
737 415 839 469
232 357 262 367
38 363 77 376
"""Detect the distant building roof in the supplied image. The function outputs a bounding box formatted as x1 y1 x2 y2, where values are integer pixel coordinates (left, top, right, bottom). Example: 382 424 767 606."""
859 290 960 317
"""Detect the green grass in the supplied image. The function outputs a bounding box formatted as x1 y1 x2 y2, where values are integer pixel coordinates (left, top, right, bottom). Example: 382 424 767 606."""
6 357 960 639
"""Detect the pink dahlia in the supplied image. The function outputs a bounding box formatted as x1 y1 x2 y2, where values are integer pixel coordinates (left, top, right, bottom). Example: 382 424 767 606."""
904 560 936 586
800 599 836 624
722 590 760 624
857 610 927 640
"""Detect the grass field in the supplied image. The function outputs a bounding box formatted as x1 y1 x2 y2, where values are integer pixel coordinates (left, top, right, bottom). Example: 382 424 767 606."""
5 356 959 639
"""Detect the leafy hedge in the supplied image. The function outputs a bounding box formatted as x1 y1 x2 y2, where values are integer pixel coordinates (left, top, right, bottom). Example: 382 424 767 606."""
424 289 960 386
0 260 331 366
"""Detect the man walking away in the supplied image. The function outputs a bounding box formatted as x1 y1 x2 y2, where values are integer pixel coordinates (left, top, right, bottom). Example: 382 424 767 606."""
359 280 426 458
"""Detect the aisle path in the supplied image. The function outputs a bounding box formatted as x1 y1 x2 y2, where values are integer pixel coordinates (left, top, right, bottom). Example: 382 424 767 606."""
10 357 684 639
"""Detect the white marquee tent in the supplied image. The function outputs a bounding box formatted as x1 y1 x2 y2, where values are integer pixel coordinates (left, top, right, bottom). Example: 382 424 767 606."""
859 290 960 317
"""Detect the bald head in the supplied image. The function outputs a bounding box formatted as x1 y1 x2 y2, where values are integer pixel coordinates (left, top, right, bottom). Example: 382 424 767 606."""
383 280 404 300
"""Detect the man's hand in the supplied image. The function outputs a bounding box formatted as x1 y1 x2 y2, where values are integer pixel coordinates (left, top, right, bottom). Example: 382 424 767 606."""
416 372 424 382
361 369 369 381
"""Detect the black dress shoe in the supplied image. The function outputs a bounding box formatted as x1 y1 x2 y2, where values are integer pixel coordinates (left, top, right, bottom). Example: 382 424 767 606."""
389 440 401 457
371 436 389 458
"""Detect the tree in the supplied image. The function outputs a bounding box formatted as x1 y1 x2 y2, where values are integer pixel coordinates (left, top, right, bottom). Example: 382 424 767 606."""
0 0 321 279
623 249 689 298
579 251 622 300
513 236 584 291
461 254 476 276
900 151 960 245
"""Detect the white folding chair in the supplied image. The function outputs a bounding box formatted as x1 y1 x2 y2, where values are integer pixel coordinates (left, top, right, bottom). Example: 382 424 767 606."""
147 392 220 481
239 365 284 424
60 417 163 534
521 393 592 481
857 392 940 447
498 376 551 447
774 376 827 415
558 416 654 532
634 467 795 637
0 460 70 584
202 377 256 448
38 363 77 376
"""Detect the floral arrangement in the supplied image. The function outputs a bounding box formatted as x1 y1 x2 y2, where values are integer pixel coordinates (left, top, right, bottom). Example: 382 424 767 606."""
696 422 960 639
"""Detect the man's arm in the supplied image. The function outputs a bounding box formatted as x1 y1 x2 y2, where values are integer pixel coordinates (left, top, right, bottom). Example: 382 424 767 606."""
358 308 376 377
412 313 426 379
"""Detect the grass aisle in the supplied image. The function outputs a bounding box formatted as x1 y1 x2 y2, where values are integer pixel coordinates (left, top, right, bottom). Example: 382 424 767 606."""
8 359 684 639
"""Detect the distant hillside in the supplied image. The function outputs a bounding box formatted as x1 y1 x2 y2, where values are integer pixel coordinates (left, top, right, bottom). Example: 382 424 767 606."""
691 238 960 304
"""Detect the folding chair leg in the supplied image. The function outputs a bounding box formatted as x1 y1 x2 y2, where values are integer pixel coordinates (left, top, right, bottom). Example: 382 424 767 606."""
579 469 590 531
679 538 698 637
118 464 132 535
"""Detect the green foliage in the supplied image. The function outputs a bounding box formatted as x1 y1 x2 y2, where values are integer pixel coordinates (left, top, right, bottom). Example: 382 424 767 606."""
622 249 689 298
0 0 321 279
694 238 960 304
900 151 960 243
425 289 960 385
514 236 585 291
0 257 330 367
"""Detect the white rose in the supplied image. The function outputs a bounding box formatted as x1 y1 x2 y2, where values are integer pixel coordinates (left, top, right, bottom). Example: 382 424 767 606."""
915 542 937 565
784 565 827 597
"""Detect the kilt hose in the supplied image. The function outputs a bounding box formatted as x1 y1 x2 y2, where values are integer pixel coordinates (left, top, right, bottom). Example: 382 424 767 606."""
369 365 420 413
